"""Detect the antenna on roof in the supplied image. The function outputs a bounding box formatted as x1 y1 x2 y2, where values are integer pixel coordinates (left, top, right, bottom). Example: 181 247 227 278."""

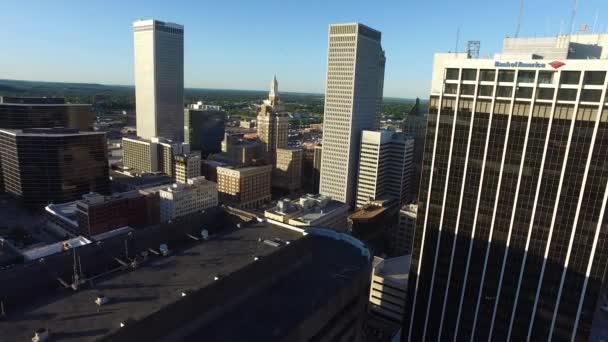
592 9 599 33
455 26 460 53
568 0 580 35
515 0 525 38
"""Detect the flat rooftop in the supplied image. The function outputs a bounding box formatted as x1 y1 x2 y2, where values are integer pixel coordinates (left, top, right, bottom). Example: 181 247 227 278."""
0 223 303 341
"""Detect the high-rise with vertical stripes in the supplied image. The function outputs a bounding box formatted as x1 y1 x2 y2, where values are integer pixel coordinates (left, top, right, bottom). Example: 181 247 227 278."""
319 23 385 207
405 34 608 342
133 19 184 142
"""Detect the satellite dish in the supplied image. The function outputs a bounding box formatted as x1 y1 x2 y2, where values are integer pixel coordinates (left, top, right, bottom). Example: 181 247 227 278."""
201 229 209 240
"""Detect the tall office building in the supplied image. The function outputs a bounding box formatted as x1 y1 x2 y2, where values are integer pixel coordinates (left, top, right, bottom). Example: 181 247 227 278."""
401 98 427 201
0 128 109 207
405 35 608 341
319 23 385 206
355 130 413 208
133 19 184 141
257 76 288 163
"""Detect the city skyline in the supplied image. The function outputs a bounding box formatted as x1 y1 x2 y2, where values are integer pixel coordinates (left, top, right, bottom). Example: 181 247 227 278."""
1 0 608 98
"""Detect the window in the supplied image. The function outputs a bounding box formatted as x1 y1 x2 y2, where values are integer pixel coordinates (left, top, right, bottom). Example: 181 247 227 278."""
583 71 606 86
561 71 581 85
581 89 602 102
518 70 535 83
557 88 577 101
445 68 459 80
536 88 555 100
496 86 513 97
444 83 457 95
515 87 533 99
478 85 494 97
480 69 496 81
498 70 515 82
538 71 555 84
462 69 477 81
460 84 475 95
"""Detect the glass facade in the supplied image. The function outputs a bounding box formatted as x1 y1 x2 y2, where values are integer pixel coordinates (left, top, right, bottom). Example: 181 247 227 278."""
405 66 608 342
0 129 109 207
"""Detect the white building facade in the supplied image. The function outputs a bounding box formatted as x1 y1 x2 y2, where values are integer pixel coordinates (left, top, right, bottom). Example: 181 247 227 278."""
355 130 413 208
319 23 386 206
133 19 184 141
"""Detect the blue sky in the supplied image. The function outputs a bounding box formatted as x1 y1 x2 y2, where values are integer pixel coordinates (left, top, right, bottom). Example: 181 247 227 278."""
1 0 607 98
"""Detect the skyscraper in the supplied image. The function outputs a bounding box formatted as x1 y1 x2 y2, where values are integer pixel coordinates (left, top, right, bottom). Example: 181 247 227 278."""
257 76 288 163
405 34 608 341
319 23 385 206
355 129 413 208
133 19 184 141
401 98 427 201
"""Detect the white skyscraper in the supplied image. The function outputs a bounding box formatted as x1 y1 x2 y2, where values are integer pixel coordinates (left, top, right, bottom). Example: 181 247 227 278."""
355 130 413 208
319 23 386 206
133 19 184 141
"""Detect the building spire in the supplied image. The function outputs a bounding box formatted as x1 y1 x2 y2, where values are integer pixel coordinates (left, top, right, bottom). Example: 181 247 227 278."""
269 75 279 107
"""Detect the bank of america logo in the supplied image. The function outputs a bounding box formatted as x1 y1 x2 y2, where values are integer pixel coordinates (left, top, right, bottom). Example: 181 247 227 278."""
549 61 566 69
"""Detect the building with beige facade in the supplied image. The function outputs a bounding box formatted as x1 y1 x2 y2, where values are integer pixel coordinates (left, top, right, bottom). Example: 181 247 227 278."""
319 23 386 206
216 165 272 209
159 176 218 222
122 136 189 178
174 151 201 184
273 148 302 192
369 255 410 324
133 19 184 141
257 76 288 163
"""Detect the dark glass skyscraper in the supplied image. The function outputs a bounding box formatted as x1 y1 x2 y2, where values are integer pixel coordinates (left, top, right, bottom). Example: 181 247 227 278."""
405 36 608 341
0 96 93 131
184 103 226 157
0 128 109 207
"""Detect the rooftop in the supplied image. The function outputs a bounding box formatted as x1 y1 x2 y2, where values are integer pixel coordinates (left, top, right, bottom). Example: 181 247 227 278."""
0 222 304 341
373 255 410 286
0 128 103 137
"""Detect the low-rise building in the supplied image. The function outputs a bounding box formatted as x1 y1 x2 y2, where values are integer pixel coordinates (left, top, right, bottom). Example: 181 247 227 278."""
159 176 218 222
75 192 160 237
46 191 160 237
265 194 349 231
174 151 201 184
217 165 272 209
369 255 410 324
348 198 400 256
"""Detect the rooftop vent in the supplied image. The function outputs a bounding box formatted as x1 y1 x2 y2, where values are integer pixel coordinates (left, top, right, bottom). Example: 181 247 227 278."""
95 294 109 306
32 328 49 342
159 244 170 256
263 239 282 248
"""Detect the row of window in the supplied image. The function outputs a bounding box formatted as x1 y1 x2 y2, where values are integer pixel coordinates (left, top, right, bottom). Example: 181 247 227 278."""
446 68 606 86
